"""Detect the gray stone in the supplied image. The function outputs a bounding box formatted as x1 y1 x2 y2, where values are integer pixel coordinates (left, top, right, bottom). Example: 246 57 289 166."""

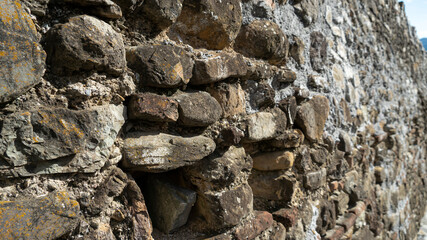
46 15 125 76
309 31 328 72
278 96 297 126
169 0 242 50
338 131 352 153
243 80 276 110
122 132 216 172
295 95 330 142
0 0 46 104
245 112 277 142
190 52 248 85
142 0 183 30
144 178 196 233
126 44 194 88
0 104 126 178
303 168 326 190
293 0 323 26
22 0 50 16
235 20 288 64
174 91 222 127
64 0 122 19
0 191 80 240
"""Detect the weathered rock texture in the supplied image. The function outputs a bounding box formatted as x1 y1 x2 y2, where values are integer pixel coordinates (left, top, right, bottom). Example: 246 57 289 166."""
0 0 425 239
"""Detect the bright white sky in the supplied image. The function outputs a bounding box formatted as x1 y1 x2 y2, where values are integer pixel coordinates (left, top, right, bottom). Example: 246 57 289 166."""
402 0 427 38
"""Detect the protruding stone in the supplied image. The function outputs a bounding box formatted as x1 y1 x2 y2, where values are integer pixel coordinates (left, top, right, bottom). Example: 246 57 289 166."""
310 31 328 72
185 146 252 191
220 127 245 146
46 15 125 76
128 93 179 122
304 168 327 190
290 36 305 65
191 52 248 85
252 151 294 171
126 44 194 88
142 0 183 30
122 132 216 172
235 20 288 64
144 178 196 233
0 105 126 177
338 132 352 153
208 82 246 118
174 91 222 127
64 0 122 19
270 129 304 149
243 80 276 110
249 170 294 201
234 211 274 240
295 95 330 142
170 0 242 50
0 192 80 240
0 0 46 104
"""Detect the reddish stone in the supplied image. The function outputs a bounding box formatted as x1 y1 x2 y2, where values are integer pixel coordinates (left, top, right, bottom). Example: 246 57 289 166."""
234 211 274 240
128 93 179 122
272 208 298 229
324 225 345 240
329 181 339 191
348 201 366 216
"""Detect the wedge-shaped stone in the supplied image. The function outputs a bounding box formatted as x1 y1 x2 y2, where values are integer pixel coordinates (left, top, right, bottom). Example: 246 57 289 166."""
295 95 329 142
122 132 216 172
0 191 80 240
0 105 126 178
0 0 46 104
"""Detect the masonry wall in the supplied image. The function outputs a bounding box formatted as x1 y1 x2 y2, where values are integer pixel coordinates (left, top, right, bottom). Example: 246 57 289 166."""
0 0 426 239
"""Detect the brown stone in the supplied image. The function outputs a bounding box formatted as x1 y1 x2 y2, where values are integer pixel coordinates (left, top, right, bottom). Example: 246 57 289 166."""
243 80 276 109
295 95 330 142
303 168 326 190
235 20 289 64
220 127 245 146
0 0 46 104
310 147 328 165
374 166 386 184
252 151 294 171
310 31 328 72
128 93 179 122
208 82 246 118
273 208 298 229
0 192 80 240
191 52 248 85
249 170 294 201
174 91 222 127
234 211 274 240
142 0 183 30
290 35 305 65
338 131 352 153
64 0 122 19
170 0 242 50
270 129 304 149
278 96 297 126
126 44 194 88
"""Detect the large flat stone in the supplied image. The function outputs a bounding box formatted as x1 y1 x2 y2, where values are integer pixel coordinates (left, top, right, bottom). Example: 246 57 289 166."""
122 132 216 172
0 0 46 104
0 191 80 240
0 104 126 177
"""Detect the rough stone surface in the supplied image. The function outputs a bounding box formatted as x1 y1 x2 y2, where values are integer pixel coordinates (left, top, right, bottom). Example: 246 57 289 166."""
235 19 289 64
128 93 179 122
126 44 193 88
304 168 327 190
0 0 46 104
46 15 125 76
170 0 242 50
0 191 80 240
142 0 183 30
252 151 294 171
190 52 248 85
290 36 305 65
122 132 216 172
174 91 222 127
208 82 246 118
309 31 328 72
64 0 122 19
234 211 274 240
249 170 294 201
244 112 277 142
295 95 330 142
0 105 125 177
270 129 304 149
144 178 196 233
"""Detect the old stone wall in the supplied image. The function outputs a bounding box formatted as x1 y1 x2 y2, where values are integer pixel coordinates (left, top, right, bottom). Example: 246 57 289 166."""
0 0 426 239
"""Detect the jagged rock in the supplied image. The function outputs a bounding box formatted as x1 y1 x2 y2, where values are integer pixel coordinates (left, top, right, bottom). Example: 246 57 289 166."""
310 31 328 72
235 20 288 64
293 0 323 26
142 0 184 30
112 0 143 11
0 104 126 178
22 0 50 16
220 127 245 146
233 211 275 240
126 44 193 88
64 0 122 19
278 96 298 126
270 129 305 149
174 91 222 127
244 109 287 142
338 131 352 153
195 183 253 231
310 147 328 165
122 132 216 172
331 191 350 215
144 178 196 233
303 168 327 190
290 36 305 65
208 82 246 118
295 95 330 142
273 208 298 229
243 80 276 109
128 93 179 122
190 52 248 85
170 0 242 50
185 146 252 191
0 0 46 104
46 15 125 76
0 191 80 240
252 151 294 171
249 170 294 201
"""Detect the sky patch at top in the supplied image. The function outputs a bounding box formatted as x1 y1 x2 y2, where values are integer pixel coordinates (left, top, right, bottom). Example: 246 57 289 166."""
402 0 427 38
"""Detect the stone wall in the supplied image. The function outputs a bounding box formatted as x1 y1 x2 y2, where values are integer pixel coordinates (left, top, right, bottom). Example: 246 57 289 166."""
0 0 426 239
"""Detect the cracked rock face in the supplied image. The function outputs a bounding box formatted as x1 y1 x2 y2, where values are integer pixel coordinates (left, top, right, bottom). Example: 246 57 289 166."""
0 0 46 104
